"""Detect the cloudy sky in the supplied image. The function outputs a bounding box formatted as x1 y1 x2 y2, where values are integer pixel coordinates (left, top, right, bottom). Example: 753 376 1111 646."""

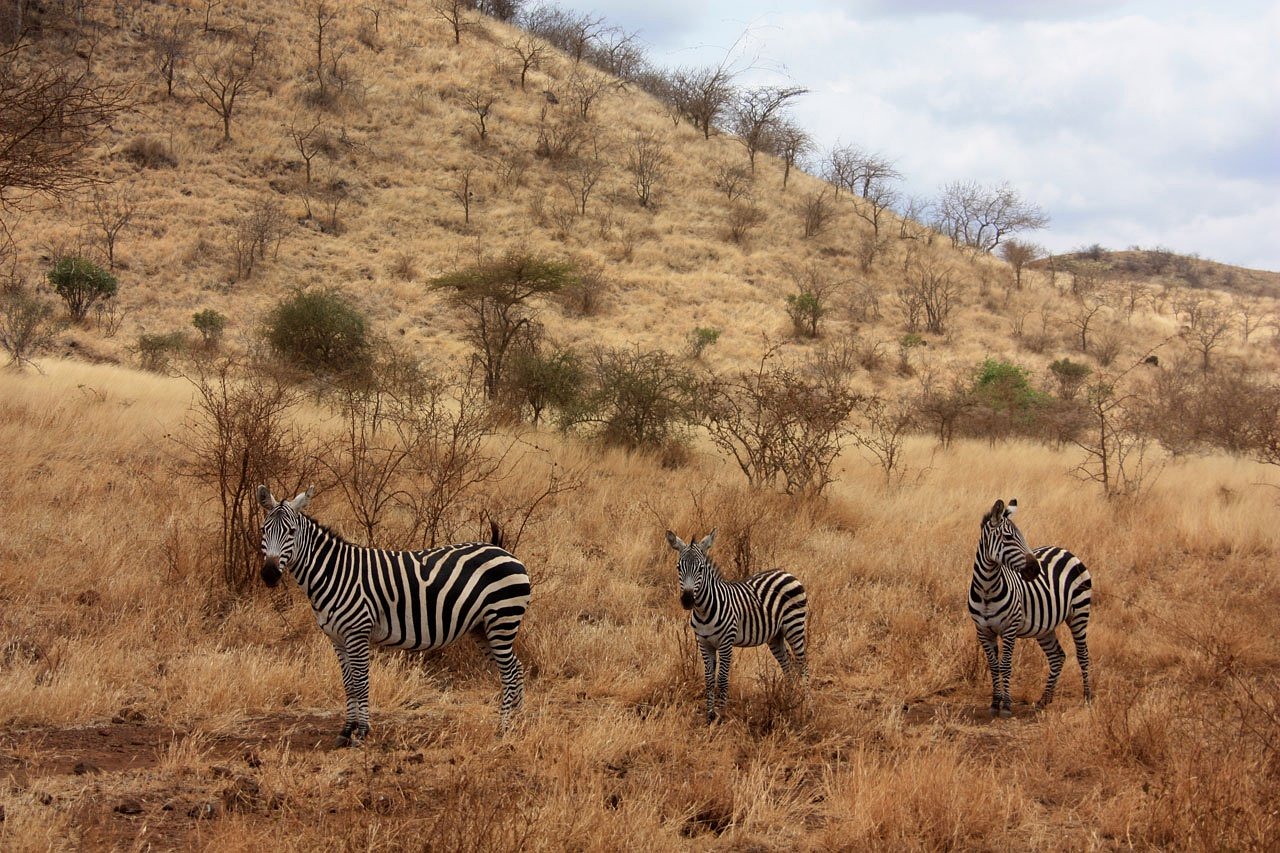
560 0 1280 270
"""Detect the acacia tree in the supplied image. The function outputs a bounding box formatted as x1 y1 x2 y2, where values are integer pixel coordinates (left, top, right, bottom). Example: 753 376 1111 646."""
999 239 1043 290
702 346 861 495
935 180 1048 254
506 34 546 91
626 129 669 208
190 29 265 142
771 118 812 191
430 253 577 398
671 64 736 139
147 11 193 98
731 85 807 173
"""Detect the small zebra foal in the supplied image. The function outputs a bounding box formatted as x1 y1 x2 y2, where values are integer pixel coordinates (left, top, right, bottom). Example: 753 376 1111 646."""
259 486 531 745
666 529 808 723
969 498 1093 717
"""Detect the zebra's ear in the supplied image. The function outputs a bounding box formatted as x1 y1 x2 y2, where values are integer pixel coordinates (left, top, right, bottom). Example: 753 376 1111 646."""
665 530 687 551
989 499 1005 521
258 485 278 510
698 528 717 552
1005 498 1018 518
289 485 315 511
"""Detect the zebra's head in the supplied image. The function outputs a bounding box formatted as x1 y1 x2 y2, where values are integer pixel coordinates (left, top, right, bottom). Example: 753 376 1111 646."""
666 528 716 609
257 485 314 587
979 498 1041 581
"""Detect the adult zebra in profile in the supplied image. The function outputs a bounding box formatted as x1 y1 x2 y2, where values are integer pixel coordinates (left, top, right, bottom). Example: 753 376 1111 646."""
969 498 1093 717
258 486 530 745
665 529 808 723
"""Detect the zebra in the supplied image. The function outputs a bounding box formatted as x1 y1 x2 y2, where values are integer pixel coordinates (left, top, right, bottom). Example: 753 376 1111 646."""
969 498 1093 717
665 529 808 723
257 486 531 745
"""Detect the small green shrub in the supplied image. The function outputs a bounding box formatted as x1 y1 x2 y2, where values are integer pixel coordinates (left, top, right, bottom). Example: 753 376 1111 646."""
47 256 118 323
1049 358 1092 400
135 330 189 373
785 290 825 338
263 288 371 378
688 327 720 359
506 346 585 425
192 309 228 348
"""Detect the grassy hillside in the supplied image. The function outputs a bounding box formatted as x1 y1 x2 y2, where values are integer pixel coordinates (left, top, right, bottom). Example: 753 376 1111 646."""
2 1 1280 850
1039 247 1280 299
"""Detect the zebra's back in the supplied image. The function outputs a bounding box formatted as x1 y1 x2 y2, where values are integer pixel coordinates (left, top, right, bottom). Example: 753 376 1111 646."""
720 569 807 647
1018 546 1091 638
368 542 530 651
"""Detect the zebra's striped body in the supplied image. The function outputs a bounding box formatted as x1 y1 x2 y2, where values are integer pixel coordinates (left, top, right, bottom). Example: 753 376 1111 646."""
258 487 530 744
666 529 808 722
968 498 1092 716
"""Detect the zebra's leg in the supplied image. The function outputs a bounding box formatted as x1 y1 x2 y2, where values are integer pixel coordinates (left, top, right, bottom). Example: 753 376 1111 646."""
768 635 792 676
1035 634 1066 707
997 630 1017 717
715 645 733 720
978 629 1001 716
699 642 718 723
1068 614 1092 704
481 618 524 733
334 635 371 747
784 618 808 687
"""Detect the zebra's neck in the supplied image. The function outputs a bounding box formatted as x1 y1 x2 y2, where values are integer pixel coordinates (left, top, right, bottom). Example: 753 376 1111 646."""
693 560 727 614
971 549 1010 597
291 514 350 594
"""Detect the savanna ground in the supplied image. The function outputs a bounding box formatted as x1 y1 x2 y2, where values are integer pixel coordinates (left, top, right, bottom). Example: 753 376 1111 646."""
3 1 1280 849
1 359 1277 851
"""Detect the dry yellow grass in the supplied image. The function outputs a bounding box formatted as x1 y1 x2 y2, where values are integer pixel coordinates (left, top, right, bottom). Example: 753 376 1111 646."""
3 2 1280 850
1 360 1278 849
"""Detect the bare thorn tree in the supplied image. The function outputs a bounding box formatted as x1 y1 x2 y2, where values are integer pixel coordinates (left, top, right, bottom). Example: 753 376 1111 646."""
146 11 193 98
507 33 546 91
88 184 138 271
935 180 1049 254
626 129 669 208
461 88 498 142
443 163 478 226
731 85 807 173
0 41 127 211
999 239 1044 290
432 0 474 45
189 29 264 142
772 118 812 190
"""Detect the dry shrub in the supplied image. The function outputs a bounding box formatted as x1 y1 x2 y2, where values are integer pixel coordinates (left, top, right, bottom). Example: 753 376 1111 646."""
122 135 178 169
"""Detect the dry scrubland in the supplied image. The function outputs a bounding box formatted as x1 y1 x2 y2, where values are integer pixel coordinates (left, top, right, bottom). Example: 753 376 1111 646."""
3 0 1280 850
1 361 1279 850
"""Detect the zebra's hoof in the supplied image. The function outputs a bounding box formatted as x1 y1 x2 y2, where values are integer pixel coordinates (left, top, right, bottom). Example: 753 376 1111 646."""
999 706 1013 718
989 705 1001 717
334 733 352 748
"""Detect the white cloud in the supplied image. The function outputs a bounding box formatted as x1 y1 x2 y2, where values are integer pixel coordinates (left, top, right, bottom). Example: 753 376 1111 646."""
575 0 1280 269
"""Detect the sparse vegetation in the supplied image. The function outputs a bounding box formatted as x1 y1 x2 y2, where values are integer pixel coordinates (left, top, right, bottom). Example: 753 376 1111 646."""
0 2 1278 849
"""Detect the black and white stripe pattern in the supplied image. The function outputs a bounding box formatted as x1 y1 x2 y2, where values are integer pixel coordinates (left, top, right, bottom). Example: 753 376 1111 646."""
665 529 808 722
258 486 530 744
968 498 1092 716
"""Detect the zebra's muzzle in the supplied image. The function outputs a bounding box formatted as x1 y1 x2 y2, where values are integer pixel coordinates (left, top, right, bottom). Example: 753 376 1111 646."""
680 589 695 609
261 560 283 587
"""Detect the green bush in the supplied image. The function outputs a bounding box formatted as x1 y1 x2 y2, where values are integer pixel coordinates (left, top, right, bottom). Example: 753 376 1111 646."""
565 347 699 452
192 309 228 348
505 347 585 425
785 290 825 338
971 358 1048 413
135 330 189 373
688 326 721 359
264 288 371 378
47 256 117 323
1049 358 1092 400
